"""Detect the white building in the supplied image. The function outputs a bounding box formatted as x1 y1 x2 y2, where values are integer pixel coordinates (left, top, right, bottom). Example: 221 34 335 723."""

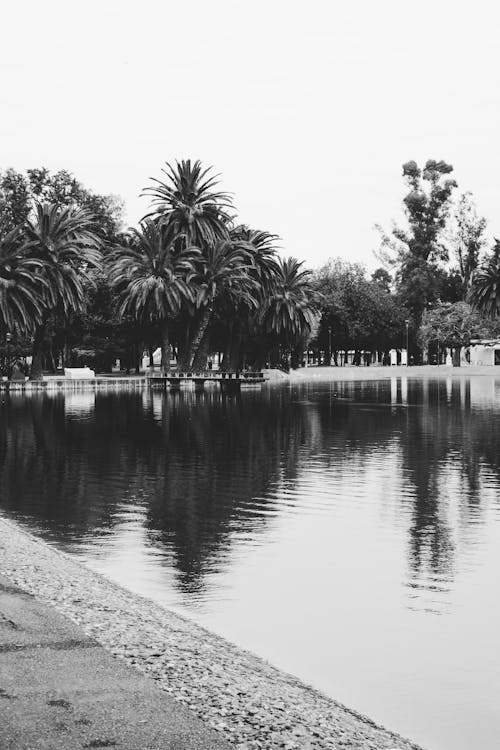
469 339 500 366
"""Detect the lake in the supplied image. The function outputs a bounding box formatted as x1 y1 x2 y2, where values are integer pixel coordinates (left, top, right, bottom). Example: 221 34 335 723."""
1 376 500 750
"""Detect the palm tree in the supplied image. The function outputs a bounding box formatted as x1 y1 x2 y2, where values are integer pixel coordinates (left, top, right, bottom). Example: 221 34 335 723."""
142 160 233 246
470 256 500 319
0 226 45 334
188 238 259 369
24 203 103 379
109 220 199 372
260 257 316 366
230 226 281 292
217 226 280 370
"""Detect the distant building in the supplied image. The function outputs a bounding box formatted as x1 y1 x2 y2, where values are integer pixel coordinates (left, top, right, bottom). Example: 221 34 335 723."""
469 339 500 366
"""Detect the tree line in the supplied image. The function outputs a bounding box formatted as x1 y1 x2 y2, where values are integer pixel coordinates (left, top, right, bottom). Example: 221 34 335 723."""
0 162 317 378
313 159 500 365
1 158 500 376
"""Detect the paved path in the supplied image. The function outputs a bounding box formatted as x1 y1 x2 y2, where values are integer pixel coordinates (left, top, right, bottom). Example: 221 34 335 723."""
0 575 230 750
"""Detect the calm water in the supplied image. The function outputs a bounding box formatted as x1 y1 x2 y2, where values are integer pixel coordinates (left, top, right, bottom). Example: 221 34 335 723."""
1 377 500 750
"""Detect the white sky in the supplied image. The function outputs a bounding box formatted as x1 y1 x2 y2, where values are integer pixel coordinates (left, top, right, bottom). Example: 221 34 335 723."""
1 0 499 270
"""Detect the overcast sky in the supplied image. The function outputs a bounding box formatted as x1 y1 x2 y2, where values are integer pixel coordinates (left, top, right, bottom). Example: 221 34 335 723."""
1 1 499 270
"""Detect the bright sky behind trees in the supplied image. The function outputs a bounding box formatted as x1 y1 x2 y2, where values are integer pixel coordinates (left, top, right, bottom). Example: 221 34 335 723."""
1 0 499 269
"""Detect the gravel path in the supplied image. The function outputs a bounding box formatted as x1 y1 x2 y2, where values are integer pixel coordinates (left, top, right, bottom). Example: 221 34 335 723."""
0 515 424 750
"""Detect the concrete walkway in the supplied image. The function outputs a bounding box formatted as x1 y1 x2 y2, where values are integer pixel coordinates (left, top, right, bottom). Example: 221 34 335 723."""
0 575 230 750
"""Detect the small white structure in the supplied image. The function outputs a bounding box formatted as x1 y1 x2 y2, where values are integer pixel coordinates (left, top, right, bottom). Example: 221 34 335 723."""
390 349 398 366
64 367 95 379
469 339 500 366
400 349 408 366
142 348 162 372
459 347 469 367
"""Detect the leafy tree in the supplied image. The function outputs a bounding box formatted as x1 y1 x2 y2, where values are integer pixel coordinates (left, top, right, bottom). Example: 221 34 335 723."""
0 168 124 242
24 204 103 379
435 268 464 304
371 267 392 292
418 302 499 359
0 168 125 374
109 220 199 372
0 169 31 232
378 160 457 328
313 259 407 363
449 193 487 293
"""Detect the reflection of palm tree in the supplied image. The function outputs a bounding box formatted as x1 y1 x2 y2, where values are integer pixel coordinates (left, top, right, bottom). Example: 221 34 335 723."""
3 381 500 599
0 389 314 594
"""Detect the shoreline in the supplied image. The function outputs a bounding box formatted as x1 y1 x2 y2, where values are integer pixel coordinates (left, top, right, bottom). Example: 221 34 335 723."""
0 514 424 750
285 364 500 381
1 364 499 393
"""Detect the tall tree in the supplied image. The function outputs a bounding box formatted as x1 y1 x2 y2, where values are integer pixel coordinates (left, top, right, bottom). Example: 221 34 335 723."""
217 226 281 370
109 220 199 372
260 257 316 367
371 267 392 292
0 169 31 232
448 192 487 294
313 259 407 363
418 301 499 360
188 237 258 369
0 167 123 241
378 160 457 330
24 204 103 379
143 159 237 368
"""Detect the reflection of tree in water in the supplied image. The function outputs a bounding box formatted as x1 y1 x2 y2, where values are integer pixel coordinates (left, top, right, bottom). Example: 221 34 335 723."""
142 388 320 593
0 393 147 536
308 377 500 591
1 379 500 597
0 389 318 593
396 379 500 588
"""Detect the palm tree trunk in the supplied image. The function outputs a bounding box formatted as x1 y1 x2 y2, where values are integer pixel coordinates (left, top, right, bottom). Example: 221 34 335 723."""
30 317 49 381
160 320 171 374
229 326 243 371
187 304 213 369
192 329 211 370
220 322 233 371
220 342 231 371
177 320 192 370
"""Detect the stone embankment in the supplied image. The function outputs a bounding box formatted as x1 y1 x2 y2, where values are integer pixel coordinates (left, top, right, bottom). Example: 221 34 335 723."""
0 515 424 750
